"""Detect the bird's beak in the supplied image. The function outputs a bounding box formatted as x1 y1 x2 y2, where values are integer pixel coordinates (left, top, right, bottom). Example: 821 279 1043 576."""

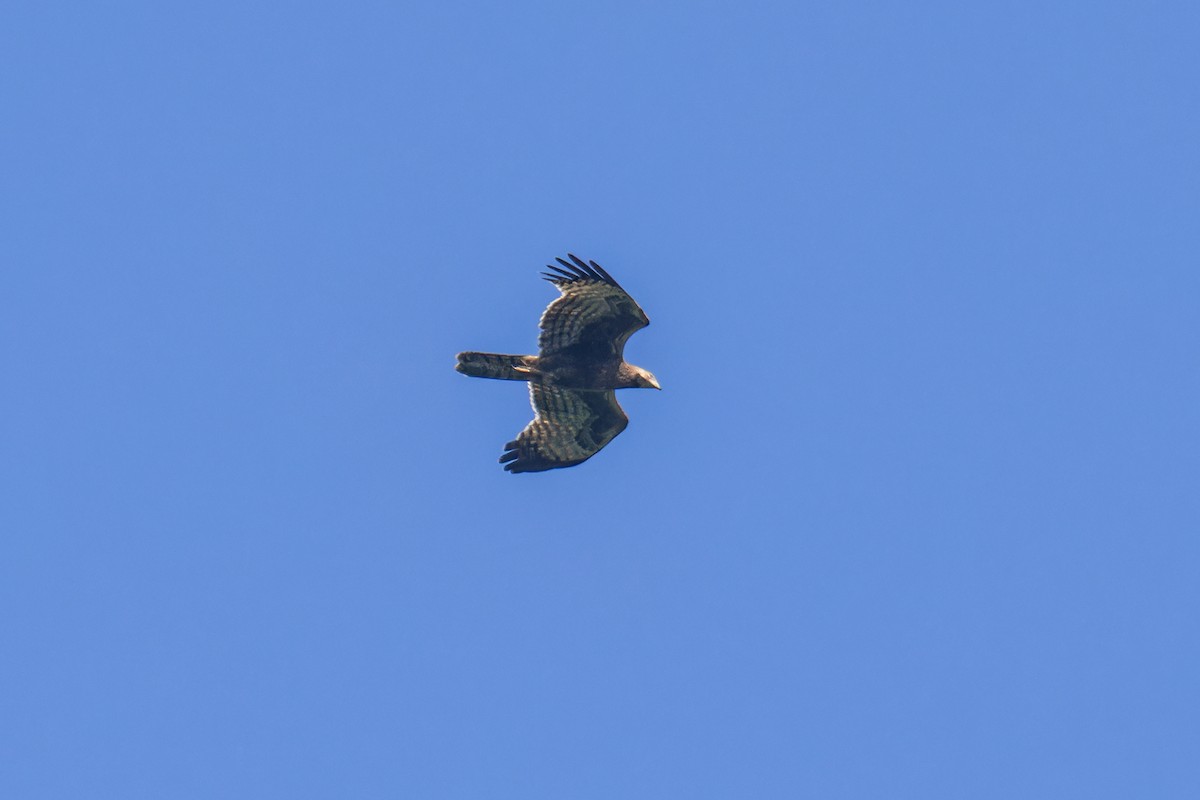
649 376 662 390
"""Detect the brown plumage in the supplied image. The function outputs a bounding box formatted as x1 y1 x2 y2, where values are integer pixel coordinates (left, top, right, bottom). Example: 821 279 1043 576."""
456 254 660 473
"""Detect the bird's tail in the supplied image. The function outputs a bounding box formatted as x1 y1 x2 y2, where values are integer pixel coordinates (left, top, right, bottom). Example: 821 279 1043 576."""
455 352 539 381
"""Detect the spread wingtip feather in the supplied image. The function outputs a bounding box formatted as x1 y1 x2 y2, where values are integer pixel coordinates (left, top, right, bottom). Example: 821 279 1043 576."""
544 254 622 289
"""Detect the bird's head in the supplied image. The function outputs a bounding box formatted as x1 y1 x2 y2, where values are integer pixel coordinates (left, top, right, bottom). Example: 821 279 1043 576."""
634 367 662 390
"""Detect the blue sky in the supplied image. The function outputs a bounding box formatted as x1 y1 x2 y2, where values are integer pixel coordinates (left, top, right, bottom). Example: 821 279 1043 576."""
2 1 1198 797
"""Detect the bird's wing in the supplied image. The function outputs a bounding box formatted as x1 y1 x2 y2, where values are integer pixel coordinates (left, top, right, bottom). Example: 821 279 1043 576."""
499 384 629 473
537 254 649 359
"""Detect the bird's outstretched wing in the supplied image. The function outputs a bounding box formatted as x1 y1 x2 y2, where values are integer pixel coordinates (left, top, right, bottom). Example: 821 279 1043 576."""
499 383 629 473
538 254 649 359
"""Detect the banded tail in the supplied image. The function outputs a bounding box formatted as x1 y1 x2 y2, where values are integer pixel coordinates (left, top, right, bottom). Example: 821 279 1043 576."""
455 352 539 381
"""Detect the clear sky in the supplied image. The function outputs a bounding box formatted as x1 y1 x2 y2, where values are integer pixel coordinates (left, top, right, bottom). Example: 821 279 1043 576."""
2 2 1198 798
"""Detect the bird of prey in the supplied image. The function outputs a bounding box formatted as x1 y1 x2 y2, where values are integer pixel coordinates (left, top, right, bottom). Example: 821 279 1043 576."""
455 254 660 473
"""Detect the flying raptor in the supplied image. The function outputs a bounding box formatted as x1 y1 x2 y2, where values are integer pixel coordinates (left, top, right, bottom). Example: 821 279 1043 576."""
455 254 660 473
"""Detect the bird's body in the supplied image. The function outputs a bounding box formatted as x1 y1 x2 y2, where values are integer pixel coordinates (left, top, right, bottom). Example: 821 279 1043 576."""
455 254 659 473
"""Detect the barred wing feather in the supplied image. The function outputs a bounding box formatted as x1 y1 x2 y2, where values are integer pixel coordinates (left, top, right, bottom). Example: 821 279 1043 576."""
499 384 629 473
538 254 649 358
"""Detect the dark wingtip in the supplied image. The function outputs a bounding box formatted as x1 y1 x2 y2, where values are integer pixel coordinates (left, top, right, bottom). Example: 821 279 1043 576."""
544 253 623 290
554 257 587 280
562 253 619 287
566 253 598 280
544 263 576 281
588 259 621 288
499 440 521 465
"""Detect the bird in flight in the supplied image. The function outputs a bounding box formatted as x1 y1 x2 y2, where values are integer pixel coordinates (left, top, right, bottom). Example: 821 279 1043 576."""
456 254 660 473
